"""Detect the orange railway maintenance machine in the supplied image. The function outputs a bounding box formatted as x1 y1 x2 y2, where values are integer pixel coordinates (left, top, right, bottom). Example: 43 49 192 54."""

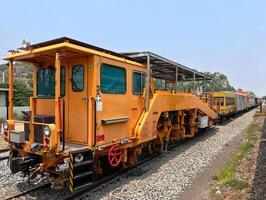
3 37 217 191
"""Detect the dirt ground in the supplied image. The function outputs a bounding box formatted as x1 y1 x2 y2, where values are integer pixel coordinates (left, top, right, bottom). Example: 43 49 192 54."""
180 111 266 200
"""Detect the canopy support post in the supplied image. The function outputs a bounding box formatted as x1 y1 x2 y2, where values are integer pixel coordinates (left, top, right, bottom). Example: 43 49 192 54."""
193 72 195 94
203 76 206 93
33 64 38 97
55 52 61 151
145 54 150 112
8 61 14 120
175 67 178 92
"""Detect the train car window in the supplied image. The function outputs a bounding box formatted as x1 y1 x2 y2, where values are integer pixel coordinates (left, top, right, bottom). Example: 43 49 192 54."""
226 97 235 106
133 72 145 94
37 66 66 97
226 97 230 105
72 65 84 92
100 63 126 94
214 97 224 106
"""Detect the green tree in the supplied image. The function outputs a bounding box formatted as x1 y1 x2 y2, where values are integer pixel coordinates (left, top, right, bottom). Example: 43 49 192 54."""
0 82 32 106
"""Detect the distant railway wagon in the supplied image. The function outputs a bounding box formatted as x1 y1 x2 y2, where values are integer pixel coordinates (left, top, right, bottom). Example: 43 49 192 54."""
2 37 218 192
247 93 256 108
211 90 259 118
235 91 247 112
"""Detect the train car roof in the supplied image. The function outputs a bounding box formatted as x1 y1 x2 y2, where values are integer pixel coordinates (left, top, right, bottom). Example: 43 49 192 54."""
19 37 139 62
123 51 211 81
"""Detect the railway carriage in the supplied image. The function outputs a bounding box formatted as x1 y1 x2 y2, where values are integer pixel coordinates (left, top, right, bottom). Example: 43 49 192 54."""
2 37 219 192
212 91 236 117
235 90 247 112
247 93 256 108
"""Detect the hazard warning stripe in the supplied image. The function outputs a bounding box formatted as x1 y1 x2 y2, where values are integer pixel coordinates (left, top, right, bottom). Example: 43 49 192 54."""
69 153 74 192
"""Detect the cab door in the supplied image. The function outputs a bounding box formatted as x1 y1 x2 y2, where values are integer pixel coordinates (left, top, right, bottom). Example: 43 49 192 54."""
67 59 88 144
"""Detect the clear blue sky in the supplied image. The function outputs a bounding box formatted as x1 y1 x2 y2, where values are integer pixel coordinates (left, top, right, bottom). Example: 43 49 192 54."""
0 0 265 96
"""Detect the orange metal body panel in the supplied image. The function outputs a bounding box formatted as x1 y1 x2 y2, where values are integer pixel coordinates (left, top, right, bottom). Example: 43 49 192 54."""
67 57 89 144
35 99 55 116
95 56 146 146
135 92 218 144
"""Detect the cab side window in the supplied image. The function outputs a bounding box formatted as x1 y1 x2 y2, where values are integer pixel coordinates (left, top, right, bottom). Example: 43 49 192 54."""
72 65 84 92
132 72 145 95
100 63 126 94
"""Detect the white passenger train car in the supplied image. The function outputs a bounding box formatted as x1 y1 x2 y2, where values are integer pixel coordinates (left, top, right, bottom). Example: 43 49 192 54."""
235 92 246 112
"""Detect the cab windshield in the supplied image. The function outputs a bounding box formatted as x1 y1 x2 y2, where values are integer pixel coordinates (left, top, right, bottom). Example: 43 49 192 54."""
37 66 65 97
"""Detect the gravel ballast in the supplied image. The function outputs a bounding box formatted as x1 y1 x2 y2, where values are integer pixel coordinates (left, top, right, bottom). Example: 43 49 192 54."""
0 110 256 199
87 110 256 200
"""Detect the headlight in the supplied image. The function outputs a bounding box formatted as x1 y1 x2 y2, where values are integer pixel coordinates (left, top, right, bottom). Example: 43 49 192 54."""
3 121 9 130
44 126 51 137
74 153 84 163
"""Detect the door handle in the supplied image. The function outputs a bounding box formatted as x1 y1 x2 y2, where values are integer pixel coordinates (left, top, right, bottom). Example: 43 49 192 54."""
82 97 87 101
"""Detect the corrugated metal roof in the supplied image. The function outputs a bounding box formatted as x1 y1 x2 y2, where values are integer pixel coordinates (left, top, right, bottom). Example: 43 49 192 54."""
122 51 211 81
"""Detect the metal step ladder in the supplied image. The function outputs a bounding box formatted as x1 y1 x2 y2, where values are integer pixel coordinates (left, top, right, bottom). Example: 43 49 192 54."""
69 149 95 192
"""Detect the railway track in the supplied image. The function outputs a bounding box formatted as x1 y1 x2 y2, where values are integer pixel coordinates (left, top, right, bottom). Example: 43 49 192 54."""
0 145 51 200
63 140 190 200
3 183 51 200
63 154 159 200
0 147 9 161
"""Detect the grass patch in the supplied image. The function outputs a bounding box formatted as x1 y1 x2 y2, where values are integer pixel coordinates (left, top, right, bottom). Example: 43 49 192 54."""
227 179 248 190
213 123 260 192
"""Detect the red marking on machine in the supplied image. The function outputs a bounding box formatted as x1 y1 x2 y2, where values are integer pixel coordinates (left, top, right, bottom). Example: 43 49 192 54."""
96 135 105 142
108 144 122 167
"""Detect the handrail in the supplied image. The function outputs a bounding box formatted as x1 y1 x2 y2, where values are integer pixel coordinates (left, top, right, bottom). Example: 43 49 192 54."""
13 96 32 99
58 97 65 152
32 96 55 100
14 120 50 126
91 97 97 147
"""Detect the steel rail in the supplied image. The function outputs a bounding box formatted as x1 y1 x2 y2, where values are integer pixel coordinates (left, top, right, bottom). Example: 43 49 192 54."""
3 183 51 200
0 156 9 161
0 148 9 153
0 148 9 161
